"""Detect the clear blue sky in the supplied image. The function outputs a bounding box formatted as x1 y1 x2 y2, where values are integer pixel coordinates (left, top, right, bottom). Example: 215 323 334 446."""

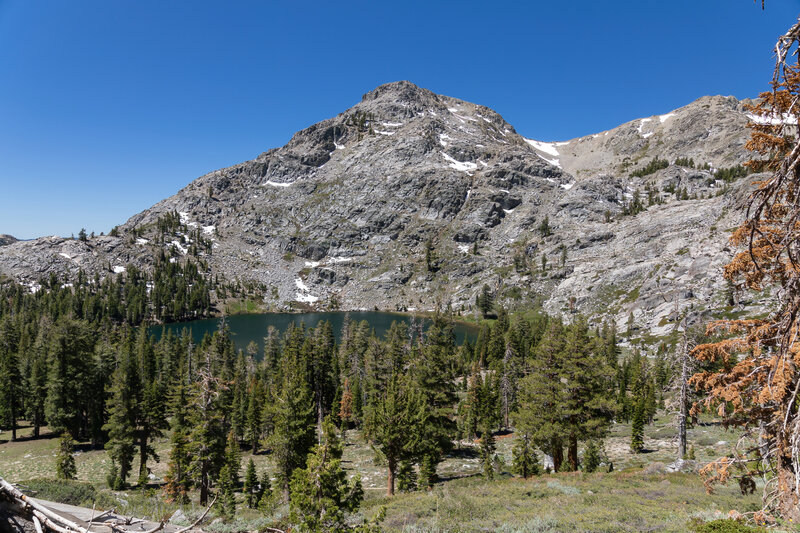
1 0 798 239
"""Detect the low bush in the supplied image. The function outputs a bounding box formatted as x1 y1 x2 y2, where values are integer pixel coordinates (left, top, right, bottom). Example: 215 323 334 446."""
20 478 96 506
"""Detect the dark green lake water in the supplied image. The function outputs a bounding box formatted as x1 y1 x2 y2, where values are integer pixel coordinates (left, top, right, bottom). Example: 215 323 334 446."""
150 311 477 355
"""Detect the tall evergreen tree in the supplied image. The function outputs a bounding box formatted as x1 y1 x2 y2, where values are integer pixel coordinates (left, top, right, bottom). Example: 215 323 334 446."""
288 418 365 532
163 382 192 503
243 458 258 508
45 317 96 439
103 346 138 489
410 316 457 488
270 330 316 500
513 319 566 472
370 375 419 496
187 347 228 506
0 316 21 441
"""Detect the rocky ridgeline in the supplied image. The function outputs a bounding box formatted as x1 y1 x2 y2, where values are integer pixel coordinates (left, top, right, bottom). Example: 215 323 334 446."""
0 82 762 334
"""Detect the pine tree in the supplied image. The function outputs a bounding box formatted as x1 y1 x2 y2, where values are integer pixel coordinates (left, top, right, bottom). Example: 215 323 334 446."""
243 458 258 508
163 383 192 503
45 317 96 439
410 316 457 489
135 328 168 487
480 422 496 480
270 336 316 500
513 319 566 472
370 375 419 496
583 440 603 473
245 377 263 453
56 433 77 480
476 285 494 318
257 470 272 510
339 377 353 440
0 317 21 441
218 430 241 519
561 319 616 470
396 460 417 492
630 394 646 453
512 433 539 478
187 348 228 506
103 348 138 489
288 418 364 532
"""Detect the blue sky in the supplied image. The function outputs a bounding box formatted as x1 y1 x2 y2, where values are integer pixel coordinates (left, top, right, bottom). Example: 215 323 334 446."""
1 1 798 239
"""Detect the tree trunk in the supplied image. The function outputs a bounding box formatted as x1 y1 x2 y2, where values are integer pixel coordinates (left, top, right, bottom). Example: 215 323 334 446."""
138 433 148 484
199 461 209 506
551 439 563 472
678 335 689 461
777 454 800 522
33 411 40 439
568 437 578 471
387 457 396 497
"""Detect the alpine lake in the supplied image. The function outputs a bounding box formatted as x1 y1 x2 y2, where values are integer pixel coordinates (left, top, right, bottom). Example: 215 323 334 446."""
150 311 478 356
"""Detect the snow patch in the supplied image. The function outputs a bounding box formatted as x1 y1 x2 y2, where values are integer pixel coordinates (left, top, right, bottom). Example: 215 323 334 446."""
438 134 451 147
637 118 652 133
375 130 395 136
265 180 292 187
305 261 321 268
458 244 470 253
296 292 319 304
170 240 188 255
478 160 488 167
523 138 559 157
747 112 798 125
327 256 352 264
442 152 478 173
112 265 126 274
202 225 215 235
334 142 346 150
537 154 562 168
136 238 149 245
382 121 403 127
503 208 515 214
179 211 189 224
59 253 72 260
659 113 676 123
560 182 575 190
642 132 654 138
28 282 41 294
294 278 319 303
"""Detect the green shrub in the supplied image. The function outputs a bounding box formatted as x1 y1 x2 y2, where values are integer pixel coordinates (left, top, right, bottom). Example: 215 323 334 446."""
20 479 96 506
690 518 765 533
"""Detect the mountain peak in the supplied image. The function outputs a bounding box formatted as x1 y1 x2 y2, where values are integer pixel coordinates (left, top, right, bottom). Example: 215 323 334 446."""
361 81 436 104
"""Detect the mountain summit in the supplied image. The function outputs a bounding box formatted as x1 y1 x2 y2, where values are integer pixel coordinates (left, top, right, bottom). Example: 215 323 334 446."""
0 82 758 332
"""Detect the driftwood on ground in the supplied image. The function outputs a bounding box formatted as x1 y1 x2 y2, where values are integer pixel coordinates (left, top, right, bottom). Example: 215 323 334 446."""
0 476 212 533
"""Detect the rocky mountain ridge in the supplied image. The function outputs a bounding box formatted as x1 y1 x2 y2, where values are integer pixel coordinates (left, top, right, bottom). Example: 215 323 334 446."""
0 82 763 334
